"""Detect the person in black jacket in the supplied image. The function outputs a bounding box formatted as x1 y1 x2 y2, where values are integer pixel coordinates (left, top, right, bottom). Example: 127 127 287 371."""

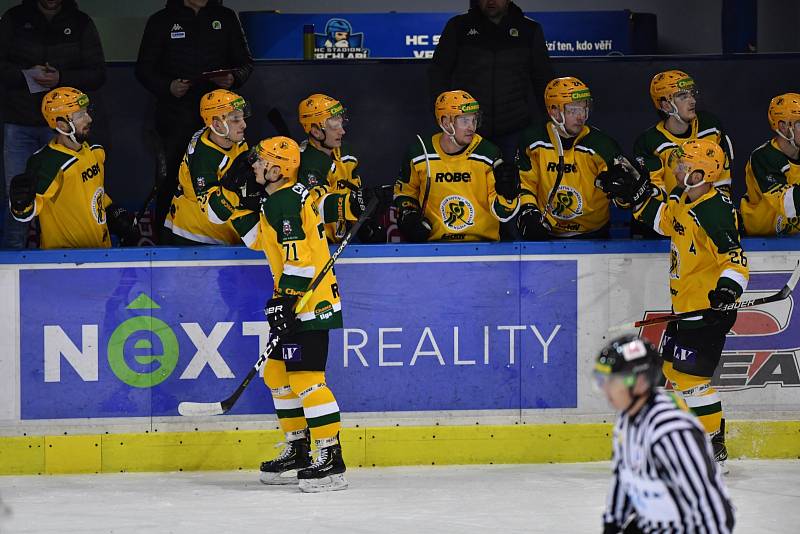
429 0 552 164
0 0 106 249
135 0 253 244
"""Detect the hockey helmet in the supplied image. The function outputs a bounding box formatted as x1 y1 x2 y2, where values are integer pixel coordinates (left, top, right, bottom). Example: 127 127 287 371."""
298 94 346 134
41 87 90 129
200 90 249 127
544 77 592 115
325 18 352 37
768 93 800 133
670 138 726 185
649 70 697 111
593 335 661 389
434 90 480 127
251 136 301 178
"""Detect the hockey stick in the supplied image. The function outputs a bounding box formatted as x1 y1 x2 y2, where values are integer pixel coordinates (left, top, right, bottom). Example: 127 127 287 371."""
267 107 291 137
609 261 800 331
136 129 168 223
177 195 380 417
546 122 565 216
417 134 432 214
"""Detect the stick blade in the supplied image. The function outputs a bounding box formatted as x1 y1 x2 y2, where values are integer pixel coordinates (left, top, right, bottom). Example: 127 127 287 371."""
178 401 225 417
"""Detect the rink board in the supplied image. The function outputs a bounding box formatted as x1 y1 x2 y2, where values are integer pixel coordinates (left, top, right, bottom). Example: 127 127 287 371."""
0 241 799 473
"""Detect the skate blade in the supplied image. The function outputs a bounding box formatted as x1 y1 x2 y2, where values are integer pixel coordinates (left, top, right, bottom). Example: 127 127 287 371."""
298 473 349 493
717 460 730 476
259 470 299 485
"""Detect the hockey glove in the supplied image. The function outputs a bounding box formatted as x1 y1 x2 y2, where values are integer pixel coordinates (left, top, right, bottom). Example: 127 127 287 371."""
398 207 432 243
596 157 654 209
357 217 387 243
265 295 301 337
106 204 141 246
703 286 738 325
9 172 36 218
494 161 520 201
517 204 551 241
348 186 374 218
221 152 265 211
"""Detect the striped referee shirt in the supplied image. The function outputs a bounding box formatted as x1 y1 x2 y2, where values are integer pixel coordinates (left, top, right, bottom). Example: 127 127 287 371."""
603 391 735 533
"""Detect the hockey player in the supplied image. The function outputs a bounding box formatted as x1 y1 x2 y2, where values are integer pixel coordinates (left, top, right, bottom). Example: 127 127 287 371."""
164 89 249 245
206 136 368 493
595 335 735 534
740 92 800 236
8 87 137 249
393 89 519 242
516 76 623 239
633 70 733 237
598 138 749 473
297 93 384 243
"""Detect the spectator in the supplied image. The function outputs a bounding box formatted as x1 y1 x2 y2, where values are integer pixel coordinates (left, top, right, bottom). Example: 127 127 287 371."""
429 0 552 163
0 0 106 249
8 87 137 249
393 90 519 243
135 0 253 244
517 77 623 240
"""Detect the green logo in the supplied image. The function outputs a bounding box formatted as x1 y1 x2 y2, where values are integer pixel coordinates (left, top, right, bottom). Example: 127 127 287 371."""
107 293 179 388
459 101 480 114
677 77 695 89
571 89 592 101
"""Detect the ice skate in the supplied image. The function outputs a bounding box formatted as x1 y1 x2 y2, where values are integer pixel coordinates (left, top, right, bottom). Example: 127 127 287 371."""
259 432 311 485
297 441 348 493
711 419 730 475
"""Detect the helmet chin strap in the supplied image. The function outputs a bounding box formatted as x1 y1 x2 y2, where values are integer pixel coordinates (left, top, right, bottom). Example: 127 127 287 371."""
56 120 80 146
210 119 232 140
667 99 688 125
439 119 467 149
776 123 798 151
682 170 707 190
310 124 337 151
552 111 573 138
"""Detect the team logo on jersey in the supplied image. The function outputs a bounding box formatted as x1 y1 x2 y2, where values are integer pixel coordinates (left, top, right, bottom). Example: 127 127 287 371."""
306 172 320 187
669 243 680 279
550 185 583 220
440 195 475 231
91 187 106 225
282 219 292 236
315 300 335 321
212 20 222 30
313 18 369 59
777 215 800 236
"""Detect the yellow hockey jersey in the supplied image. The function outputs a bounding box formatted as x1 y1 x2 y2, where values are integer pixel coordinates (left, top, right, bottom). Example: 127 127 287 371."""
740 139 800 236
393 132 518 242
298 141 361 243
635 186 749 325
518 123 620 237
165 128 248 244
634 111 732 194
14 140 112 249
207 181 343 332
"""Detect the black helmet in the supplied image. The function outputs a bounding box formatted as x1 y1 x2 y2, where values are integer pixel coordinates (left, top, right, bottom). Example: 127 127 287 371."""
593 335 661 389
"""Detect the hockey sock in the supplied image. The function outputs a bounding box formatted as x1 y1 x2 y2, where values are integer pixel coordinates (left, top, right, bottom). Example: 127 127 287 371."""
264 358 308 436
288 371 341 447
662 362 722 434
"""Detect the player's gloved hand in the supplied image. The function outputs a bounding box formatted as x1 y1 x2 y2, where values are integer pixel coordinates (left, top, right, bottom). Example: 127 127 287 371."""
357 217 387 243
517 204 551 241
348 186 373 218
397 207 432 243
220 152 265 211
9 172 36 216
703 286 738 325
106 204 141 246
494 161 520 201
596 157 654 209
264 295 301 337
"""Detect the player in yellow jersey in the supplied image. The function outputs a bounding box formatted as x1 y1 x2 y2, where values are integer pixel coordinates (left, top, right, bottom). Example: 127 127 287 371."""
297 93 384 243
740 93 800 236
393 90 519 242
164 89 249 245
599 138 749 473
206 137 369 492
516 77 623 239
9 87 138 249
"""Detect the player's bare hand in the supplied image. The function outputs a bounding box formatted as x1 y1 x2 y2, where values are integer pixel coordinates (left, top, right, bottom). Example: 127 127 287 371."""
209 73 234 89
170 79 192 98
32 63 60 88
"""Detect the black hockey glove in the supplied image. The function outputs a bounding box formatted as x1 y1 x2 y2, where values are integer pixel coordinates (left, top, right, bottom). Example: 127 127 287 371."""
348 186 373 218
517 204 551 241
356 217 387 243
398 207 432 243
596 157 654 209
494 161 520 201
106 204 141 246
9 172 36 217
703 286 738 325
265 295 301 337
220 152 265 211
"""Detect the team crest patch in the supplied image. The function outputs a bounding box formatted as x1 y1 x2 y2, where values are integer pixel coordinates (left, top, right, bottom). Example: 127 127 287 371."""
440 195 475 231
282 219 292 236
669 242 680 279
550 185 583 220
306 173 319 186
91 187 106 224
196 176 206 190
281 344 302 362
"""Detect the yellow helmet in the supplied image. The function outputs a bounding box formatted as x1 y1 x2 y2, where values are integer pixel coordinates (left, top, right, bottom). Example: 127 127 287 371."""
768 93 800 132
544 77 592 113
199 90 248 127
41 87 89 129
298 94 346 134
671 139 725 184
434 90 480 125
251 136 301 178
649 70 696 110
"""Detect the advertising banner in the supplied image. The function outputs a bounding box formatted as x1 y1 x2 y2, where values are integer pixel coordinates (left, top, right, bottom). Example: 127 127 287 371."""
239 11 631 60
19 259 578 419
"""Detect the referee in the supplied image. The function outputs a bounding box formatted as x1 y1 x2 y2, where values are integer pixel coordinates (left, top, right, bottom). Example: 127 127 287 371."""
594 335 735 534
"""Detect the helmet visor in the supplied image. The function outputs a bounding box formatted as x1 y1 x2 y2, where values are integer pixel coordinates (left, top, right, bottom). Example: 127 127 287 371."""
454 112 481 129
